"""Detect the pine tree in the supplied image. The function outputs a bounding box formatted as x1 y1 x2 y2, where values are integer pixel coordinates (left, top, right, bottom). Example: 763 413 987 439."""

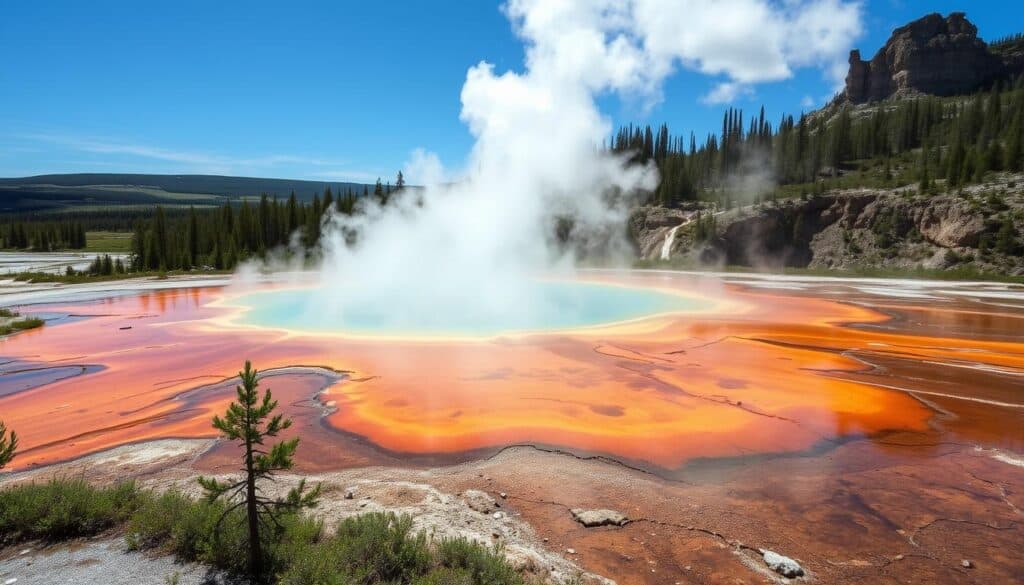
1006 113 1023 171
374 178 385 205
187 206 199 268
918 143 931 194
132 222 146 271
198 361 320 577
286 192 299 235
153 206 168 269
0 420 15 469
322 187 333 212
996 219 1018 255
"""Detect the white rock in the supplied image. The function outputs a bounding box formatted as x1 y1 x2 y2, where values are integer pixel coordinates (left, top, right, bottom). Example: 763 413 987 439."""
570 508 629 527
762 550 804 578
462 489 499 514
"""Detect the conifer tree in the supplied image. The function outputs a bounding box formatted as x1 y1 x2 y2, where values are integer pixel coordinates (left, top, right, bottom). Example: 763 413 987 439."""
198 361 320 578
187 206 199 268
0 421 16 470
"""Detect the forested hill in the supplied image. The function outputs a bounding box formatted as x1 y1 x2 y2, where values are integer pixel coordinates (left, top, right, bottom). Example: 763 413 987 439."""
0 173 381 212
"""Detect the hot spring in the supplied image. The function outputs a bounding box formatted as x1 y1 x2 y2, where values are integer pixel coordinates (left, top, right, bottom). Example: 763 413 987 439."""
223 279 709 337
3 271 1023 477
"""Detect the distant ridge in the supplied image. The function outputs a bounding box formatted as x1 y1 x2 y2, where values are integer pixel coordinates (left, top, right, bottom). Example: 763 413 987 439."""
0 173 377 213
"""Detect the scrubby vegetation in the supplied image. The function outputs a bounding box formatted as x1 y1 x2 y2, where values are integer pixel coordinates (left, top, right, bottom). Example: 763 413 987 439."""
0 479 530 585
0 479 141 543
0 309 44 336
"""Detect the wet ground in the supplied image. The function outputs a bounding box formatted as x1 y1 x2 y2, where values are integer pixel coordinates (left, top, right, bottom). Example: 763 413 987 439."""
0 270 1021 583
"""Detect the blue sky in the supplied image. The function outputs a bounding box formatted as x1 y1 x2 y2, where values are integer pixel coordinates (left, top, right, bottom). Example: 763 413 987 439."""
0 1 1016 182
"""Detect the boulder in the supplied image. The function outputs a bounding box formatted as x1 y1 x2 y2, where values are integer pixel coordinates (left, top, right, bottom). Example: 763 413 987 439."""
913 199 986 248
570 508 629 528
462 489 499 514
762 550 804 578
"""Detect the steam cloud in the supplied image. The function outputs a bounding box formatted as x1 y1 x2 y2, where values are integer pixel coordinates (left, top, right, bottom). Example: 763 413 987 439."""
303 0 861 328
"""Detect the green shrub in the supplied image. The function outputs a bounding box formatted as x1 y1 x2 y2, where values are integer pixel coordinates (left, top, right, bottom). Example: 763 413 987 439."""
1 481 528 585
126 489 195 551
0 479 141 543
413 568 476 585
334 512 433 582
436 537 525 585
10 317 44 331
281 513 435 585
127 490 250 573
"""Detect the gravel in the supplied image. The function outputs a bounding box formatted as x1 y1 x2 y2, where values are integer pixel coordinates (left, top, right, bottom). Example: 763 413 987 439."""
0 538 223 585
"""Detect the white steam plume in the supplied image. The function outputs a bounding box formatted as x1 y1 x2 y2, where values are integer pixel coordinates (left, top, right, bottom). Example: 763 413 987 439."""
309 0 861 329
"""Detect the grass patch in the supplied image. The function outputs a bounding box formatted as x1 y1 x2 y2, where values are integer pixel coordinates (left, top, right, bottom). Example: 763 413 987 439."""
0 479 143 544
85 231 134 253
0 479 534 585
0 311 44 336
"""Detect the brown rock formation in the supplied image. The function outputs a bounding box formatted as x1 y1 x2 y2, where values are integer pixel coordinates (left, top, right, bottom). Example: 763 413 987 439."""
631 176 1024 275
845 12 1009 104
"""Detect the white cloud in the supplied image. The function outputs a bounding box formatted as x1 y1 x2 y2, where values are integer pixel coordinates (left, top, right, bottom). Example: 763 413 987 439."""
701 82 754 105
505 0 863 104
17 133 352 177
801 95 816 108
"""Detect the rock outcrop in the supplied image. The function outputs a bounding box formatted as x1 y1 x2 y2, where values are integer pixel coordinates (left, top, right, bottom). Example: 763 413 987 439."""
761 550 805 579
570 508 630 528
632 174 1024 276
629 205 697 260
845 13 1011 104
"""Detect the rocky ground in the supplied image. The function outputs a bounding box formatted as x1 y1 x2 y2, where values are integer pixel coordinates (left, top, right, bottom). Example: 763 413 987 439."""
633 173 1024 275
4 424 1022 584
0 439 612 585
0 538 217 585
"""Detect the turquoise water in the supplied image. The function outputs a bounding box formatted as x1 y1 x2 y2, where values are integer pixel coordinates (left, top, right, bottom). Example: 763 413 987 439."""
230 280 703 337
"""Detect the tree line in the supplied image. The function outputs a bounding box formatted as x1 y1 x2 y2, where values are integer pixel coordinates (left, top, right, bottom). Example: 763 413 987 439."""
0 172 407 273
1 219 87 251
613 76 1024 207
131 175 403 272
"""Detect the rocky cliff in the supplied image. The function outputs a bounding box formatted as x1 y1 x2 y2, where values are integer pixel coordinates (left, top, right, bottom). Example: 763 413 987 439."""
635 174 1024 276
845 12 1016 104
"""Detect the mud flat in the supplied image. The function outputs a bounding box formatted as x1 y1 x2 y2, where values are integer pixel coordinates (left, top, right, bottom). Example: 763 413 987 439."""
1 270 1023 583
